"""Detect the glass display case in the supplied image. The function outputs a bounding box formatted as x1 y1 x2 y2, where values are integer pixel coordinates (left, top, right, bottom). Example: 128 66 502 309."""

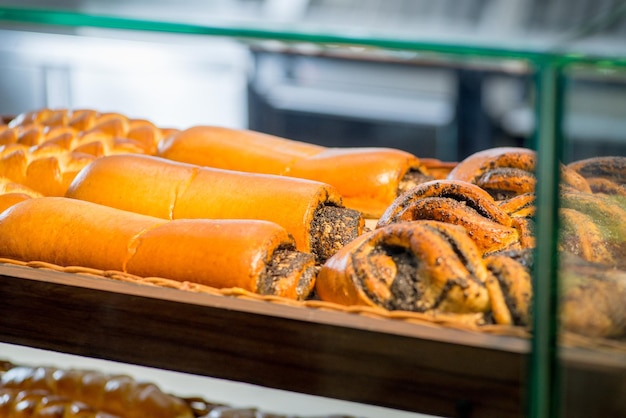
0 2 625 418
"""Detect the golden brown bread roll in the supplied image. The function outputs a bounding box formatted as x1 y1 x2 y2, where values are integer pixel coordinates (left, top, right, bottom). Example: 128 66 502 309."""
0 193 33 214
559 253 626 339
1 366 192 418
316 221 498 316
559 189 626 269
567 156 626 196
66 154 363 262
0 388 121 418
0 197 317 299
156 125 432 218
7 108 166 157
0 145 96 197
377 179 526 255
447 146 591 199
0 176 43 214
483 254 532 326
0 109 162 197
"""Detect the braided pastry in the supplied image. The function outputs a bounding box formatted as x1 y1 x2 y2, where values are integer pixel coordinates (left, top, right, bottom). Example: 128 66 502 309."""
559 189 626 268
448 147 591 199
484 254 532 326
0 366 193 418
0 108 175 196
316 221 499 318
7 108 173 155
0 388 119 418
559 253 626 339
377 180 526 255
0 176 43 214
567 156 626 196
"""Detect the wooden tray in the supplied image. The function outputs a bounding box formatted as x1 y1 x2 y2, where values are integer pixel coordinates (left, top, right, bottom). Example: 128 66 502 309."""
1 261 625 418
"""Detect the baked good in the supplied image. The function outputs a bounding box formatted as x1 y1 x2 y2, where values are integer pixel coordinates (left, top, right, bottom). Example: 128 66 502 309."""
483 253 532 326
1 366 193 418
447 147 591 199
316 221 504 320
376 179 527 255
0 176 43 214
559 252 626 339
7 108 173 156
0 197 317 299
559 189 626 269
156 125 433 218
0 388 120 418
66 154 364 263
0 109 178 197
567 156 626 196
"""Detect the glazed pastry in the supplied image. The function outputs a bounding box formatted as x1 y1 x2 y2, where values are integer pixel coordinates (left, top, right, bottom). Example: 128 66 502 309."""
377 180 523 255
1 366 193 418
316 221 498 318
448 147 591 199
567 156 626 184
559 190 626 268
0 197 317 299
419 158 457 180
559 208 616 266
2 108 173 168
0 176 43 214
0 144 95 196
157 125 433 218
484 254 532 326
66 154 364 262
567 156 626 196
0 388 120 418
496 192 535 218
559 253 626 339
0 109 165 196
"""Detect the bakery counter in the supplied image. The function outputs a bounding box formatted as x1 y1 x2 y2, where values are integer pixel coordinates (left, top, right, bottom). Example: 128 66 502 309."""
1 261 625 418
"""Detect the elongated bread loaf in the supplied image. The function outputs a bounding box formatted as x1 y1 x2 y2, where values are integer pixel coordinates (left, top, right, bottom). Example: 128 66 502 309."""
157 126 432 217
66 154 364 262
0 197 317 299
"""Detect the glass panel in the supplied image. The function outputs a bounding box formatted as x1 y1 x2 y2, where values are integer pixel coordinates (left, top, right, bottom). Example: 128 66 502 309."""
556 64 626 418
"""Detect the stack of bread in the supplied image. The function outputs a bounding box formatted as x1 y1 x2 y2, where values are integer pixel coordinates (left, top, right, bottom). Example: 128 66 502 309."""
1 108 625 340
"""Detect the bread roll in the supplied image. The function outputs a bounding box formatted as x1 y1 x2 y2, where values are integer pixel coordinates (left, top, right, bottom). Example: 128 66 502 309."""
567 156 626 196
377 179 526 255
0 109 163 197
448 146 591 199
0 176 43 214
6 108 167 157
66 154 364 262
1 366 192 418
157 125 433 217
0 197 317 299
0 388 121 418
316 221 511 321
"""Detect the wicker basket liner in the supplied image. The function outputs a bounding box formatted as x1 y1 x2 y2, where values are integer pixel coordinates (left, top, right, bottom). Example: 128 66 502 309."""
1 256 625 353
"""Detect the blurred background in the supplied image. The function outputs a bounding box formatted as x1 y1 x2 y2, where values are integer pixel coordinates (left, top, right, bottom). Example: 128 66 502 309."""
1 0 625 163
